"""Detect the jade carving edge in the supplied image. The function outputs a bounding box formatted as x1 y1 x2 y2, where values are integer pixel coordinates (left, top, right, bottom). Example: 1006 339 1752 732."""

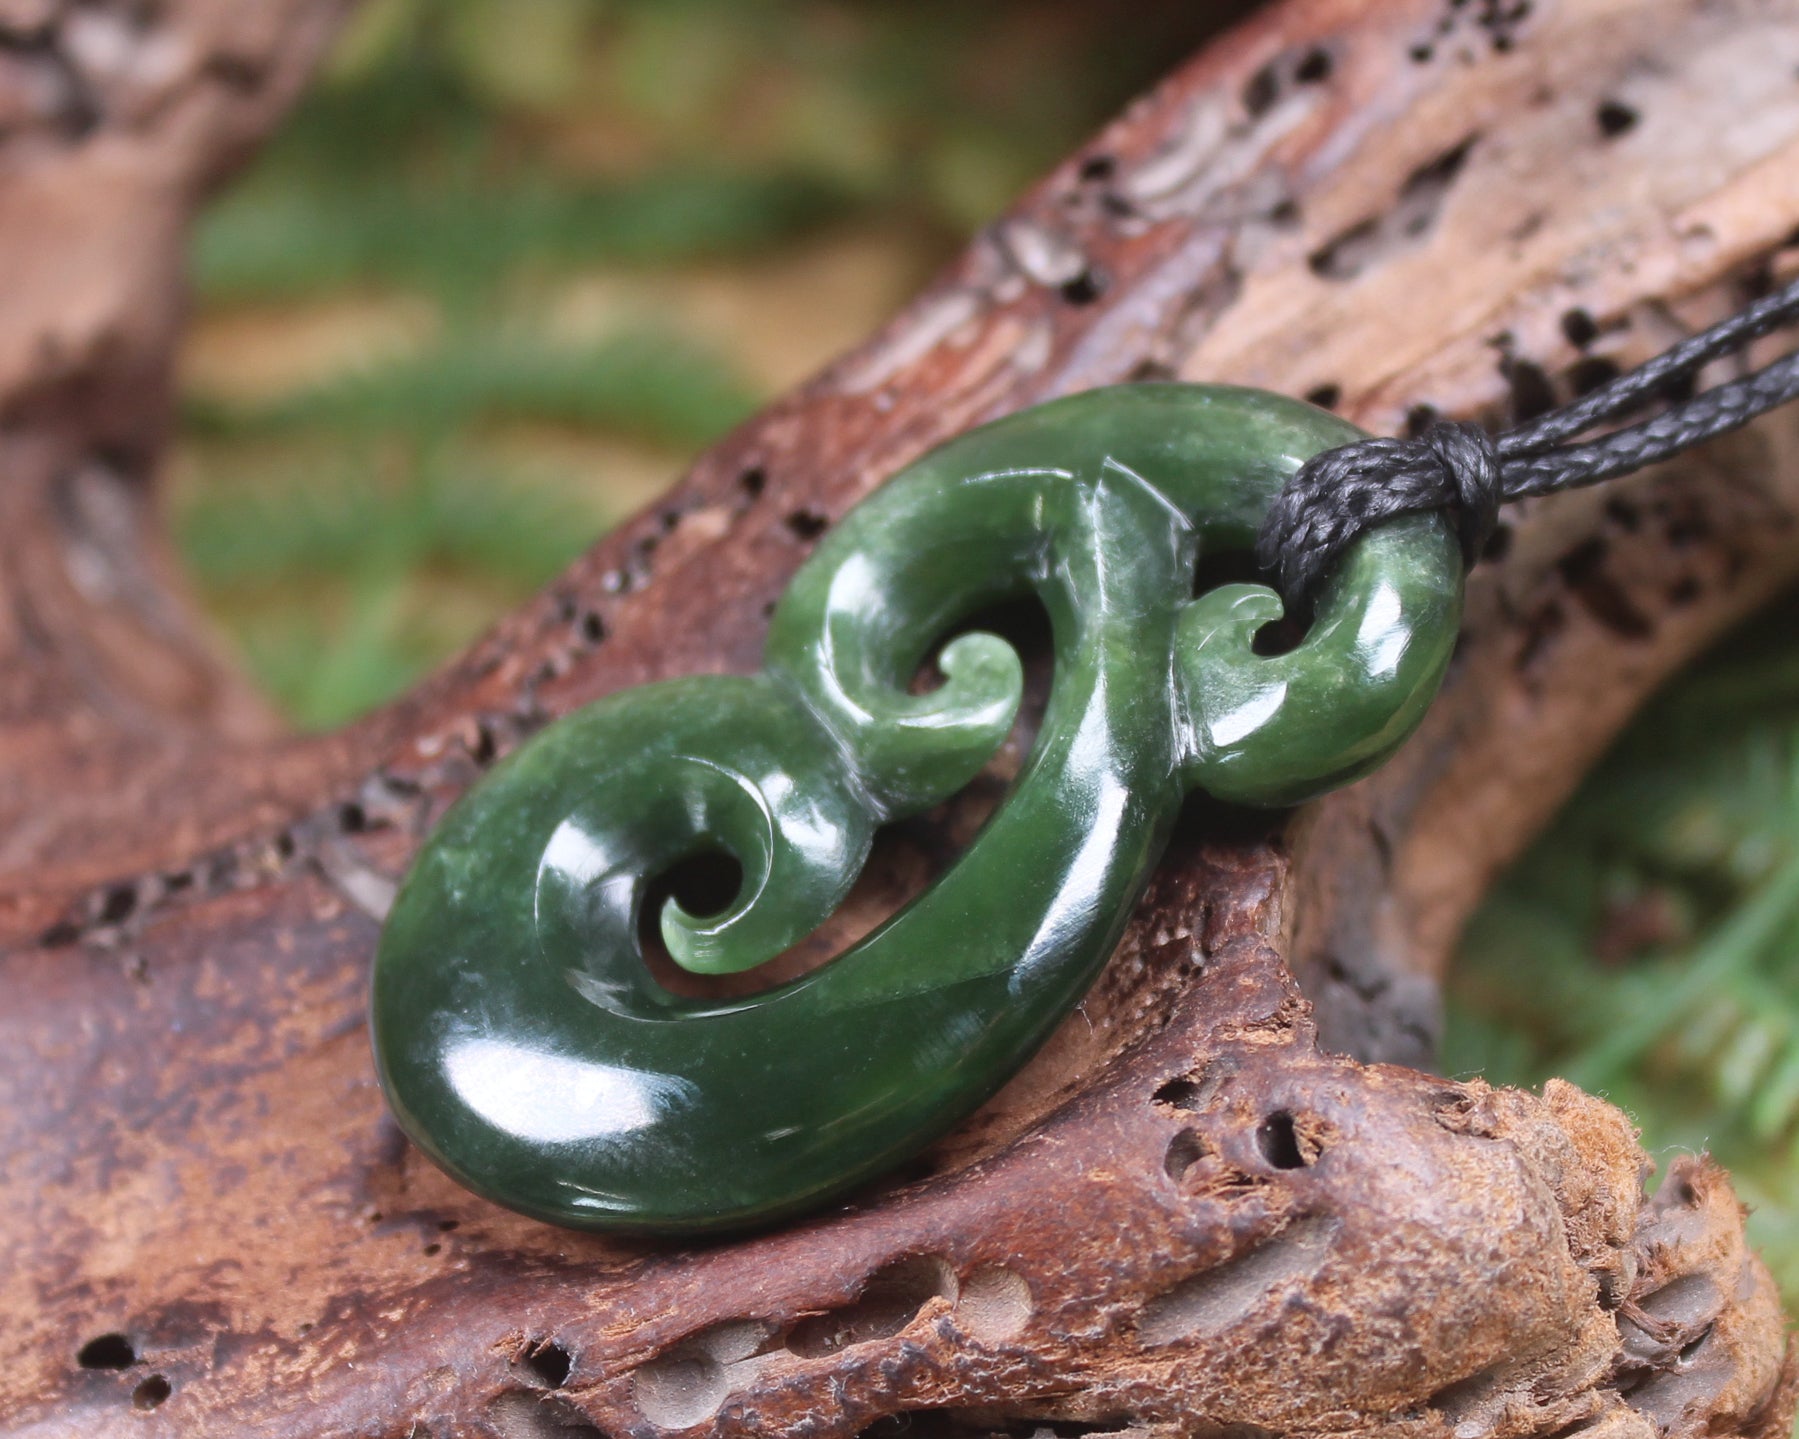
371 383 1463 1235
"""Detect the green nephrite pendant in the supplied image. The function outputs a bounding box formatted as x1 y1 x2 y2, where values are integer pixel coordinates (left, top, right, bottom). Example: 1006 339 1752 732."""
371 383 1462 1234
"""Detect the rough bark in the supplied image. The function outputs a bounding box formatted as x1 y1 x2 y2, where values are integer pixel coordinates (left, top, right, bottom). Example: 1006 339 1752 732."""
3 1 1799 1437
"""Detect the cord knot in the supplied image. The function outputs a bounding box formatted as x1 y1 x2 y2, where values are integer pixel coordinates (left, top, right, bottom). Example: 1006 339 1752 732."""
1422 419 1502 564
1256 419 1501 607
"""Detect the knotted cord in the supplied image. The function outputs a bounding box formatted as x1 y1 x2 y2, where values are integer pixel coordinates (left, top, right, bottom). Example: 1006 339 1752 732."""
1258 276 1799 603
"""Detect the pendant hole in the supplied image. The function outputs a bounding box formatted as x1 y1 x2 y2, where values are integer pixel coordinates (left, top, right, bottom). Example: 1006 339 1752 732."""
657 850 744 921
640 596 1054 1006
908 594 1052 696
1191 547 1267 597
1191 548 1311 655
635 851 761 1001
1251 614 1307 657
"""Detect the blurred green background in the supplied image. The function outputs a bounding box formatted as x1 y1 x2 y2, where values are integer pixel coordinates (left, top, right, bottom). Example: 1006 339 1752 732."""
172 0 1799 1317
1445 595 1799 1305
173 0 1225 727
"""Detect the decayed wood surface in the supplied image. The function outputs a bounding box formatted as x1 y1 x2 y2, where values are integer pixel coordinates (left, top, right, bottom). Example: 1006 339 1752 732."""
4 0 1799 1436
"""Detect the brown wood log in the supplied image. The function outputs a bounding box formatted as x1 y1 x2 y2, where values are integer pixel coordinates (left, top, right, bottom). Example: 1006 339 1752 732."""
3 1 1799 1436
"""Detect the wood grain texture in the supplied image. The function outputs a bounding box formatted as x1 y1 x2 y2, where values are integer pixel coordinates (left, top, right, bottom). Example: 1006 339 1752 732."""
3 0 1799 1435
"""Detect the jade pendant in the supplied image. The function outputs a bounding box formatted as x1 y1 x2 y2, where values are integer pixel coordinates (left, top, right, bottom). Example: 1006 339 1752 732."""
371 384 1462 1233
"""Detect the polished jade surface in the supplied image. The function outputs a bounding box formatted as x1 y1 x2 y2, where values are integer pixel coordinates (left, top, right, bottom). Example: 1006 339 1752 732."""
371 383 1463 1233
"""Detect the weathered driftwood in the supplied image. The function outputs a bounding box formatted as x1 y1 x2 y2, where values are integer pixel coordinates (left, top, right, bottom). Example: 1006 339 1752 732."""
3 0 1799 1436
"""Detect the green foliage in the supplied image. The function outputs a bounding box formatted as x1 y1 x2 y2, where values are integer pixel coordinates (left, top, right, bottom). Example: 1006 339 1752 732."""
181 2 842 730
195 167 849 306
176 444 606 727
190 0 1190 309
177 0 1218 731
178 444 603 593
1445 594 1799 1304
184 327 757 448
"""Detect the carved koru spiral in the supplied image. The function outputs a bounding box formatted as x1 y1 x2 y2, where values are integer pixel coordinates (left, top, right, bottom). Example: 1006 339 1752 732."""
372 384 1463 1233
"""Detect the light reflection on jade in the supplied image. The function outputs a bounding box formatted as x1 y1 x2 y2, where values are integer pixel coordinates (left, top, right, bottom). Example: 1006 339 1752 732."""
371 383 1462 1234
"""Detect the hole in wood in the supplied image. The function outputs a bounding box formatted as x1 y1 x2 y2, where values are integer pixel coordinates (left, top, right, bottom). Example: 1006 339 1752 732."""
489 1391 610 1438
1596 99 1639 138
634 1352 726 1429
1165 1128 1207 1181
1153 1076 1203 1111
1308 217 1376 279
39 920 80 949
1255 1111 1312 1169
632 1319 776 1429
1404 403 1439 438
1310 136 1473 279
1561 306 1599 348
786 1256 956 1359
1429 1360 1508 1425
1557 536 1653 639
1502 354 1557 423
1295 47 1333 83
957 1265 1032 1342
1604 498 1641 532
77 1333 136 1370
1570 355 1621 396
1059 267 1107 305
1267 198 1302 229
1243 62 1280 116
1136 1217 1338 1344
521 1338 573 1389
1679 1323 1715 1364
132 1375 170 1411
98 883 136 925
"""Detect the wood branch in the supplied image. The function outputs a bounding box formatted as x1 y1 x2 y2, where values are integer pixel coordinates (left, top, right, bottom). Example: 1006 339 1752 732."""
0 0 375 910
3 0 1799 1437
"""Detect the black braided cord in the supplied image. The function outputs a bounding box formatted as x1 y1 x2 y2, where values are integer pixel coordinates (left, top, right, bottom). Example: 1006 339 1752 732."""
1257 275 1799 605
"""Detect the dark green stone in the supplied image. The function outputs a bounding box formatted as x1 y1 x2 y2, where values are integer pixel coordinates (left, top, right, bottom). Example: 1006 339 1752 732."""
371 383 1462 1233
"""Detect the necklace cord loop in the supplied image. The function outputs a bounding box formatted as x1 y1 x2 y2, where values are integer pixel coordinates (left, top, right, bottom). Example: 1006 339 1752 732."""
1258 275 1799 605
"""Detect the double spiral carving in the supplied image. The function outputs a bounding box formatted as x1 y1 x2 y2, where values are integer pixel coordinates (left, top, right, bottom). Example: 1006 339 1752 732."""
372 384 1462 1233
